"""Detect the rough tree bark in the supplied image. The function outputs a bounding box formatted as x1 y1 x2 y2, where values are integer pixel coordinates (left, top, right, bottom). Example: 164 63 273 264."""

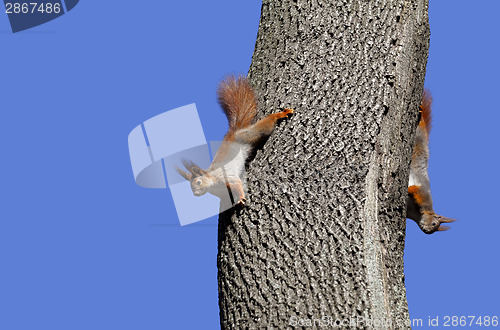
218 0 429 328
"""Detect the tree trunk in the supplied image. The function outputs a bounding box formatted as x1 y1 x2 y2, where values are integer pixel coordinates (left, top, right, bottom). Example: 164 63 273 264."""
218 0 429 328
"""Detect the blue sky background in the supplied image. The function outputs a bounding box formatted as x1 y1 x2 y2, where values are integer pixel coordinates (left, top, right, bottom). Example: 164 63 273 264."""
1 1 498 329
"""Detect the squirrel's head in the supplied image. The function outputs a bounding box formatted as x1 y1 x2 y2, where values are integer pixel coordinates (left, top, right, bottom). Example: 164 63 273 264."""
176 160 213 197
419 212 455 234
190 172 211 196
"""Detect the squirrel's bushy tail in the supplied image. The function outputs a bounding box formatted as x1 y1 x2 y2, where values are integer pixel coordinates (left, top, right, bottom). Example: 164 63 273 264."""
420 89 432 134
217 75 257 130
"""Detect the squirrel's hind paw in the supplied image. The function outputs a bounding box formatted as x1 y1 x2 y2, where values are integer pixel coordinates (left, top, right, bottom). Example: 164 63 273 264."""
236 197 246 207
274 108 294 120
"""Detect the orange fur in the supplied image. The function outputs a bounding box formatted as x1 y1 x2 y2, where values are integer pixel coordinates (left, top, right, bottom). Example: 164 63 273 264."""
268 108 294 121
217 75 257 130
419 89 432 134
407 90 455 234
178 75 294 208
408 185 425 205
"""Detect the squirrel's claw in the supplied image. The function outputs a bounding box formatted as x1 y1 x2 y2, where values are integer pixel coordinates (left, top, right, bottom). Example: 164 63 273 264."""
236 197 246 207
274 108 294 120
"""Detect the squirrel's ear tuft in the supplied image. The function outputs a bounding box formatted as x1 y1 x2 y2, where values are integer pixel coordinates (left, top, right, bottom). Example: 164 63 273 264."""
436 215 455 223
181 159 204 177
175 166 192 181
435 215 455 232
436 225 451 232
191 166 204 176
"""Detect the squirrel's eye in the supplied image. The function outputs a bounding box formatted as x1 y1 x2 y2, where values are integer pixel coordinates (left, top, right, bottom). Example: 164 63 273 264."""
196 179 202 186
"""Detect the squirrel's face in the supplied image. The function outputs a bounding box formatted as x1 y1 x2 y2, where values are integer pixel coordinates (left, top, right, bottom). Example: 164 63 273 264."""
419 213 441 234
176 161 212 196
419 213 454 234
191 176 209 196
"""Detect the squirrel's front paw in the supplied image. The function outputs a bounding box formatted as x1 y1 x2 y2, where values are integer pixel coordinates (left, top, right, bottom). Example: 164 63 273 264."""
283 108 294 116
236 197 246 207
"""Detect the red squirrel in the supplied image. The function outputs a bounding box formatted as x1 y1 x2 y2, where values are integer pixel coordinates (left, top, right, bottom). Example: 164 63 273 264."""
407 90 455 234
176 75 293 206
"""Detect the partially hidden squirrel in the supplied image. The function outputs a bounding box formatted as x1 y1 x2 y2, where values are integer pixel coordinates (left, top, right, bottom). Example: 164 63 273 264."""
176 75 293 207
407 89 455 234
